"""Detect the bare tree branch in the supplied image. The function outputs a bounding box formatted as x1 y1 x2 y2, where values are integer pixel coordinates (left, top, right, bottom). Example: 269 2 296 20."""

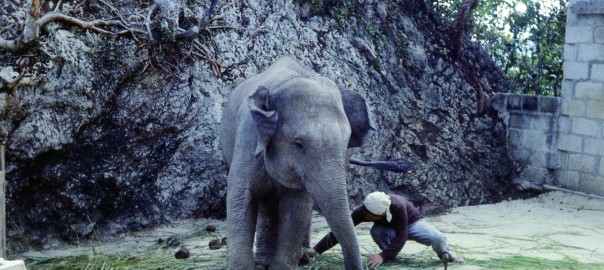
176 0 220 41
38 13 122 35
0 0 131 52
0 38 19 52
146 3 158 41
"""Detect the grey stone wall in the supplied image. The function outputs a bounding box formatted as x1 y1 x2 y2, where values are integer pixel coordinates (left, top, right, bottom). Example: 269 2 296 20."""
0 0 520 250
559 0 604 195
494 0 604 196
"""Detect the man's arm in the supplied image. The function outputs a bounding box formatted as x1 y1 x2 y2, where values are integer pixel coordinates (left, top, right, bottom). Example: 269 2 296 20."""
312 231 339 254
312 206 365 254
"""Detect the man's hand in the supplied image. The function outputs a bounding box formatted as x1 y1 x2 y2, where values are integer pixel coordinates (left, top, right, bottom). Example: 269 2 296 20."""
305 248 317 257
299 248 318 266
367 254 384 268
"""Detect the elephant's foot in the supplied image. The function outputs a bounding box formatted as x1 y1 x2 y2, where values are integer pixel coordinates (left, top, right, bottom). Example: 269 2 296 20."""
254 262 269 270
254 255 272 269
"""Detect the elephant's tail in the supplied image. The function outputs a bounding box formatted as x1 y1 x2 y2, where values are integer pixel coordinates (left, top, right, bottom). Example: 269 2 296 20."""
349 157 415 173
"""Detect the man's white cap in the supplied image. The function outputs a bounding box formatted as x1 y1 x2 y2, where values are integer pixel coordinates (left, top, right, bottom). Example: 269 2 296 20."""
363 191 392 222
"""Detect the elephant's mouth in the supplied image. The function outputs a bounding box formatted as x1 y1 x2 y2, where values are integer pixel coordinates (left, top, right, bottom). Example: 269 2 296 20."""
267 166 305 190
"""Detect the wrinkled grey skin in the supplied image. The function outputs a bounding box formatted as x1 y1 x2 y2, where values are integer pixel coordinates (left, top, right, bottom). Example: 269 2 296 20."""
220 57 371 270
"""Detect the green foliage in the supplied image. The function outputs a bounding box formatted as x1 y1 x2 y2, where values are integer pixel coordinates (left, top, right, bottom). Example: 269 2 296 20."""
432 0 567 96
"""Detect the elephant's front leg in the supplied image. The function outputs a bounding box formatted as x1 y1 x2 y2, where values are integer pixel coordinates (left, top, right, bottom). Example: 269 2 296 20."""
227 185 259 269
270 191 314 269
254 199 278 269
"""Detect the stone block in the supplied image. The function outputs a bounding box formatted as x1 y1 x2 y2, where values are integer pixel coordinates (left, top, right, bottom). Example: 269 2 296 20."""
507 128 523 148
530 115 554 132
556 170 580 190
565 26 594 43
593 64 604 81
530 151 553 168
564 44 577 61
557 150 568 168
558 116 571 133
575 82 604 100
575 15 604 26
566 10 579 27
521 130 550 152
600 159 604 175
596 26 604 43
561 99 586 116
579 174 604 196
561 80 575 98
568 153 597 173
564 62 589 80
523 95 539 111
586 101 604 119
584 137 604 155
527 151 548 168
558 133 584 152
571 1 604 15
571 117 600 136
509 114 531 129
577 44 604 61
539 96 560 113
507 94 522 110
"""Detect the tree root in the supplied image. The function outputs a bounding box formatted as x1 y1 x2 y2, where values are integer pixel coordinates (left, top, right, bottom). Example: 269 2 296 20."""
1 11 136 52
1 0 230 78
175 0 220 41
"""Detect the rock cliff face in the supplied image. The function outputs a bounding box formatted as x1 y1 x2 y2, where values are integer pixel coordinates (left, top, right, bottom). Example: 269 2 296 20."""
1 0 521 250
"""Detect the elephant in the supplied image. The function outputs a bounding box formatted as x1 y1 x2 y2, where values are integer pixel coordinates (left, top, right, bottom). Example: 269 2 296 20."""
219 57 373 270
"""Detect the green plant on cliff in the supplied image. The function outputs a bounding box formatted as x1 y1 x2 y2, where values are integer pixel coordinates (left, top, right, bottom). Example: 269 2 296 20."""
433 0 566 96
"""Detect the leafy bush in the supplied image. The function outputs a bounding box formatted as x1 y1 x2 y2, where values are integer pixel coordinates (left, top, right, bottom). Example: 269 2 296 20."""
432 0 566 96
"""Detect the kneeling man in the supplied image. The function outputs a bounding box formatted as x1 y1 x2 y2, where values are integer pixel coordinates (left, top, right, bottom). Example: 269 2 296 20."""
304 191 463 268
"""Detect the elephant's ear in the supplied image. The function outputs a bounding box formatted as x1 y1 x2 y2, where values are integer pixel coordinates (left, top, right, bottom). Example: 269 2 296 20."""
340 89 375 148
248 86 279 156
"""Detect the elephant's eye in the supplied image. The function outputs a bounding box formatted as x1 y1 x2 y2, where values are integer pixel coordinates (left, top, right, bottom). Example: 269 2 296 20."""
292 140 306 154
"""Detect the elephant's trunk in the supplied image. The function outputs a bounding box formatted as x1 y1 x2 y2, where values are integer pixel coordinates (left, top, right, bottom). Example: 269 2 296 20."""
307 169 362 270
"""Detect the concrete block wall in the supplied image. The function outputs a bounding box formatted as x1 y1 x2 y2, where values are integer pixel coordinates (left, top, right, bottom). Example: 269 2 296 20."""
559 0 604 195
494 0 604 196
492 94 561 188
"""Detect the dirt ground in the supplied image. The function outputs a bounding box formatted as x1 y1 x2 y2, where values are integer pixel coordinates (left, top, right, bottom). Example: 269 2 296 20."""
17 190 604 269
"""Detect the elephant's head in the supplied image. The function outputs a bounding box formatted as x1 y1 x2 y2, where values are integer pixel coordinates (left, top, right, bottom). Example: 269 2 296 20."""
248 76 371 269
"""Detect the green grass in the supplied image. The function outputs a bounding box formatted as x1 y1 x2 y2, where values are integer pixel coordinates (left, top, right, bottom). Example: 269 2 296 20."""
299 249 604 270
469 256 604 270
24 222 229 270
26 246 227 270
19 223 604 270
24 250 604 270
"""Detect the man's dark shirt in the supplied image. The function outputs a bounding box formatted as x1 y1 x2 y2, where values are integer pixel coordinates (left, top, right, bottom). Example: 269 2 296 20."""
312 194 423 260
